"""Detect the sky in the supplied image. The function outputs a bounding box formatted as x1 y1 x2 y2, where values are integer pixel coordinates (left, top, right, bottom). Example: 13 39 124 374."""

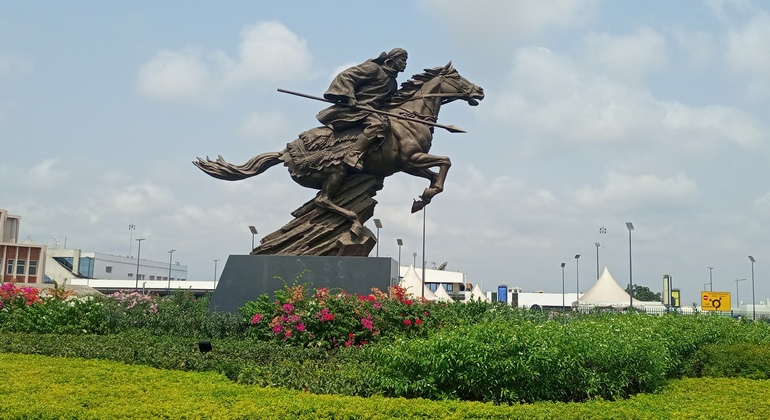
2 1 770 306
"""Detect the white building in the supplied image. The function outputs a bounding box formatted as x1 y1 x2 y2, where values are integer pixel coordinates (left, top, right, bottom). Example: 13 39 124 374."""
46 248 188 283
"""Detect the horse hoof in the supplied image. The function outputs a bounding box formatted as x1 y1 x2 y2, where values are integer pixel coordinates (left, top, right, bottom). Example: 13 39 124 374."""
411 200 426 213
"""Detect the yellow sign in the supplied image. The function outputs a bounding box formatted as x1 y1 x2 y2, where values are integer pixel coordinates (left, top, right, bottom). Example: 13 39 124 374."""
671 289 680 308
701 291 731 311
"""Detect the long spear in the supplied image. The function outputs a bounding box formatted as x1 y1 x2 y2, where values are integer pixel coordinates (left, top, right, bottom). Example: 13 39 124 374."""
277 88 466 133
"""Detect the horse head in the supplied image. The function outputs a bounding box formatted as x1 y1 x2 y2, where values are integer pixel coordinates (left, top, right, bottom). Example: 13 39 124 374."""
428 62 485 106
390 63 485 113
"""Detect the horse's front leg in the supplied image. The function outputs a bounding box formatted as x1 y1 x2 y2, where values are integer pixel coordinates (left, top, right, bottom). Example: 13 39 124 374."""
403 152 451 213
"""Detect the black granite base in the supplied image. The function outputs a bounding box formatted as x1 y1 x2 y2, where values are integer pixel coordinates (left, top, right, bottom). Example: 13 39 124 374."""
208 255 399 314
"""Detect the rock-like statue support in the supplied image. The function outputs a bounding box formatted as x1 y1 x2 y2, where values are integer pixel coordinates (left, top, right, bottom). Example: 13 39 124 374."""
194 52 484 257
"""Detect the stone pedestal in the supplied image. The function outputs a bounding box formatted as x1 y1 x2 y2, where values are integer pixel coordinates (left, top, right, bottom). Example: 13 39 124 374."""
208 254 399 314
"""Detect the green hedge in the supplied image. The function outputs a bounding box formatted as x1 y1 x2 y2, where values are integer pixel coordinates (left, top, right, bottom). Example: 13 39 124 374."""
685 343 770 379
4 353 770 419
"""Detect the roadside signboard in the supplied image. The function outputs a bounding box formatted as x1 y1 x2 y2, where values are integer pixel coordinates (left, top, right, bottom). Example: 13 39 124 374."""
701 291 731 311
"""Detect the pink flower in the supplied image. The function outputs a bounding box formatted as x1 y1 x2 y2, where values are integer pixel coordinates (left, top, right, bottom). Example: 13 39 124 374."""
361 317 373 331
316 308 335 322
373 302 382 309
282 303 294 313
296 323 306 332
272 324 283 334
251 313 263 324
403 319 412 326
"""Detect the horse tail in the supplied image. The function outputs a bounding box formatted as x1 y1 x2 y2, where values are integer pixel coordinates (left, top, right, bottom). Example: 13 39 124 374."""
193 151 283 181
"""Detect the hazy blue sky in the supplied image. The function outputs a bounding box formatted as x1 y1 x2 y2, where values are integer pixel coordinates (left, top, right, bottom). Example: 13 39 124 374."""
3 1 770 306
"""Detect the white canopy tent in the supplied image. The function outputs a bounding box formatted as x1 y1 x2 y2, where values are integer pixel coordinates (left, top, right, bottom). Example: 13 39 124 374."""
398 264 437 300
573 267 643 309
467 283 490 302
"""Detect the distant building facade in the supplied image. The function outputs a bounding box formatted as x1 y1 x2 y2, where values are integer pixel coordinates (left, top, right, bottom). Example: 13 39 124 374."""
0 209 47 283
47 248 187 282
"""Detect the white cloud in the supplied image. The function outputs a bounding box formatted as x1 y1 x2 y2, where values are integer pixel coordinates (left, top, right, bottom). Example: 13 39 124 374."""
238 110 293 142
581 26 668 83
488 46 766 151
573 171 697 211
671 29 717 67
22 159 67 189
725 13 770 98
417 0 601 42
490 47 661 146
137 21 316 104
137 47 218 103
662 102 764 149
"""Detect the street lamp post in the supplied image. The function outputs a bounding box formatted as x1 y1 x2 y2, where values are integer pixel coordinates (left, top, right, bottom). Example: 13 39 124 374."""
561 262 566 309
396 239 403 275
626 222 635 309
735 278 747 310
249 226 258 251
708 267 714 292
135 238 145 290
413 252 417 267
595 242 601 280
374 219 382 257
167 249 175 292
749 256 756 320
575 254 581 306
128 224 135 257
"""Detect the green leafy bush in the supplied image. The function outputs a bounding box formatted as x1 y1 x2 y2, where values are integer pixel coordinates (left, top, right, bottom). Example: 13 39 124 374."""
685 342 770 379
367 315 673 404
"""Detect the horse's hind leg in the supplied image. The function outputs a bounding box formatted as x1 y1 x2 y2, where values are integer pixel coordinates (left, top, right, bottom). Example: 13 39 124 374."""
314 169 364 237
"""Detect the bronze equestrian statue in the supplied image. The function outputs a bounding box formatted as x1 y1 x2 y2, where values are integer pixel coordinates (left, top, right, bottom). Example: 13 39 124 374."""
194 50 484 256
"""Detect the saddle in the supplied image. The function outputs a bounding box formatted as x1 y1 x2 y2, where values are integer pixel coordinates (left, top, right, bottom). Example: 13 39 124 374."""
286 123 389 176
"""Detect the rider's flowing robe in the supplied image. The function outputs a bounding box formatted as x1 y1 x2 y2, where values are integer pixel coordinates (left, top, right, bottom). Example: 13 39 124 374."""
316 60 399 131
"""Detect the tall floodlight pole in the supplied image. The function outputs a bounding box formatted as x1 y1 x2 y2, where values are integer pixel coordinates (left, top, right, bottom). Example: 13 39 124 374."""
374 219 383 257
135 238 145 290
735 278 747 310
749 256 756 320
561 262 566 309
708 267 714 292
214 259 220 288
413 252 417 267
626 222 635 309
575 254 581 306
396 239 403 277
128 223 135 257
167 249 175 292
249 226 258 251
595 242 601 280
421 208 426 299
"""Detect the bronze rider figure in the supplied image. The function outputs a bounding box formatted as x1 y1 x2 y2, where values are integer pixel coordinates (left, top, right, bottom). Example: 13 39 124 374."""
316 48 408 170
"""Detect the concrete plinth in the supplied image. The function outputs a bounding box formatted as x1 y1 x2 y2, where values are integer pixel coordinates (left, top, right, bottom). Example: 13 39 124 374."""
208 255 399 314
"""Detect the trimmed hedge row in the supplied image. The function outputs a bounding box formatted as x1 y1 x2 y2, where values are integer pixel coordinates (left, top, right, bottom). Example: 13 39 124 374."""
5 353 770 419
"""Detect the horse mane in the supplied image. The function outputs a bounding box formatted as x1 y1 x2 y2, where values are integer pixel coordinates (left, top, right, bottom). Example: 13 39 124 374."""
388 66 450 106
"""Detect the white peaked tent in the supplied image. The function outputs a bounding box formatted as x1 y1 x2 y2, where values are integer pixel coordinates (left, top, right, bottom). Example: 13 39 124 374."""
398 264 437 300
468 283 490 302
432 284 454 302
573 267 642 308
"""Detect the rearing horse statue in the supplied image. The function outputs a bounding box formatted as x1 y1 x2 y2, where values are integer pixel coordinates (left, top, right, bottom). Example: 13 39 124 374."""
194 62 484 250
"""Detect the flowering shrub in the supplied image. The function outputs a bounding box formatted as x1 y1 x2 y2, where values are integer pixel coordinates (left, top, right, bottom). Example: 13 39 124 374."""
0 282 42 311
106 290 159 314
240 284 436 349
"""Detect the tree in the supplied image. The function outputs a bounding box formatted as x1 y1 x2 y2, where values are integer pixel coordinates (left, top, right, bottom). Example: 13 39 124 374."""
625 284 661 302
